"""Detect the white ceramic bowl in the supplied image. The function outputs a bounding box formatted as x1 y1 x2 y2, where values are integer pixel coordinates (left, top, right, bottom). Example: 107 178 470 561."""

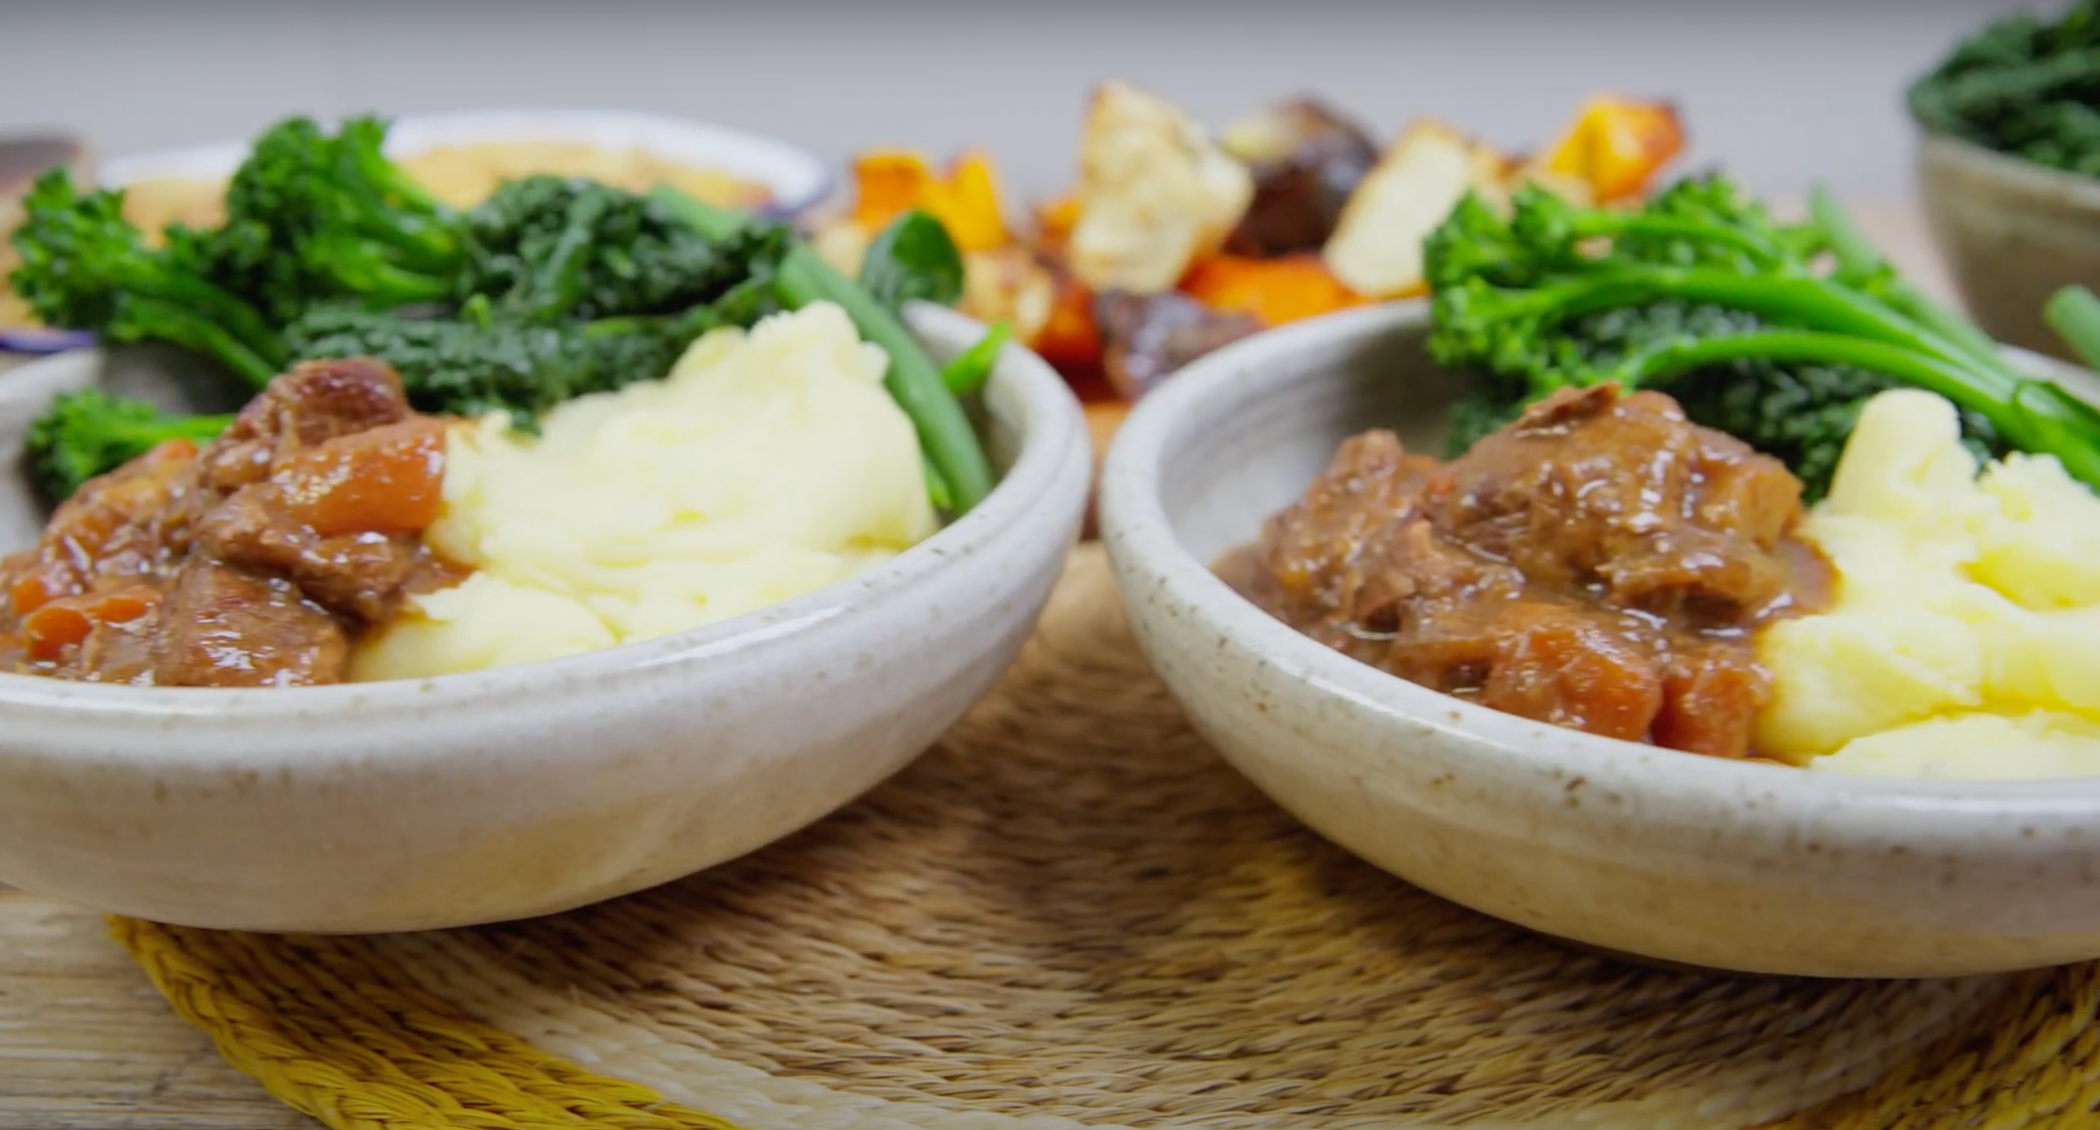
1099 301 2100 979
96 108 833 218
0 305 1088 933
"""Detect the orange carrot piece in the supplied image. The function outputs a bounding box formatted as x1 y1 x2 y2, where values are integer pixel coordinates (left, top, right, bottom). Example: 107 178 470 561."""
275 419 447 537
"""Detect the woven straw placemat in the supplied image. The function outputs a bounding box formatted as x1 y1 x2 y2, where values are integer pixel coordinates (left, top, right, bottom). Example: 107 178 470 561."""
105 546 2100 1129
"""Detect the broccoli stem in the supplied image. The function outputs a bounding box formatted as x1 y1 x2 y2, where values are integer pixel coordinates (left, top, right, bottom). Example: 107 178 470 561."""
649 186 997 513
119 296 282 387
1574 214 1788 269
2046 285 2100 373
1475 265 2100 490
1625 329 2100 488
1808 185 2003 364
1505 267 2013 373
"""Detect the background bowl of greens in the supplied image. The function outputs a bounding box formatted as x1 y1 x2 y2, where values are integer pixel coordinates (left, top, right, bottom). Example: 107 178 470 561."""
1911 0 2100 362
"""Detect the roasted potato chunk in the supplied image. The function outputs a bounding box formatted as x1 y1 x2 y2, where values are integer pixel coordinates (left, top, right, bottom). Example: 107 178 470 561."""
1069 81 1254 295
1321 120 1507 299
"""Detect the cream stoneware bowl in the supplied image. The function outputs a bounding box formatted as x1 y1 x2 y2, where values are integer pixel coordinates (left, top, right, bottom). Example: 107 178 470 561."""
0 305 1089 933
1098 301 2100 979
1916 130 2100 365
97 108 834 218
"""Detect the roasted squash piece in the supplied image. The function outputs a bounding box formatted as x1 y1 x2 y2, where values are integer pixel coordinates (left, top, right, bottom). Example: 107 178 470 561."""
1541 97 1685 203
847 148 1011 252
1181 254 1367 327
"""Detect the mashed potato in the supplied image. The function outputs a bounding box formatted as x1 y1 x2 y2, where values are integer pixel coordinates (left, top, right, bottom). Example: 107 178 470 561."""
352 302 938 680
1755 389 2100 778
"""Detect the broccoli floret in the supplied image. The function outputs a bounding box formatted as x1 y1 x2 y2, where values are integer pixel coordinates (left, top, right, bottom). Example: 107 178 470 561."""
23 389 233 502
1422 174 2100 498
7 170 287 386
196 115 463 324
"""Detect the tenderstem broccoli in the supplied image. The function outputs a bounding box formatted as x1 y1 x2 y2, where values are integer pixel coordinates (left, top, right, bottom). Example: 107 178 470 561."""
25 390 235 501
7 170 287 387
198 115 464 323
1424 173 2100 498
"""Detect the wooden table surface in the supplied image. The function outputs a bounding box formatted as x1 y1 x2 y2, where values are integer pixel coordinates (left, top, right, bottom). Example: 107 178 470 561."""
0 202 1958 1129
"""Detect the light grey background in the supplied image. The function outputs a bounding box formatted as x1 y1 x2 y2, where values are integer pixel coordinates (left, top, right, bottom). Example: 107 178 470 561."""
0 0 2042 202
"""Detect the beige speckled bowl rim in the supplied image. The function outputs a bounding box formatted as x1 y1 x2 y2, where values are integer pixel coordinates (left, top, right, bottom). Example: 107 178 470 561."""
1099 300 2100 833
0 305 1085 744
1913 123 2100 209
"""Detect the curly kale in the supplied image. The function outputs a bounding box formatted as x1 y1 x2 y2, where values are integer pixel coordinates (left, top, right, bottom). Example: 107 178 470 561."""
281 291 771 425
456 176 793 323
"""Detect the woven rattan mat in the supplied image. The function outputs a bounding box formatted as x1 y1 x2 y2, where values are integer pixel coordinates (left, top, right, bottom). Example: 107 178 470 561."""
107 546 2100 1129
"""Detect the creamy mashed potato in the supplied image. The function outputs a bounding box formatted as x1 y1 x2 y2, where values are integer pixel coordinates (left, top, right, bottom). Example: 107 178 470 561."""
352 302 938 680
1755 389 2100 779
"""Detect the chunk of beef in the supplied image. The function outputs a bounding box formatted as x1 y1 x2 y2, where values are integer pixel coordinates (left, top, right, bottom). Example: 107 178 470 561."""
3 358 450 687
194 418 446 621
2 438 205 616
1430 386 1806 622
1094 290 1261 401
1238 384 1827 759
197 357 413 495
152 560 349 688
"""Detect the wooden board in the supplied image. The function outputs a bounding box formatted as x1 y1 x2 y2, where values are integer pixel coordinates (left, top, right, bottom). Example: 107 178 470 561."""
0 201 1957 1129
0 890 313 1128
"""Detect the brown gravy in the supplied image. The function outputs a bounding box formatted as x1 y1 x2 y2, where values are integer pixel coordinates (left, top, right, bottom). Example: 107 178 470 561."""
1228 384 1830 759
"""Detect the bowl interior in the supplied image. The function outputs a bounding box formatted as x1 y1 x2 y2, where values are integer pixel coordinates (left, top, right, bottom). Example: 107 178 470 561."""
1155 306 1468 567
1151 300 2100 569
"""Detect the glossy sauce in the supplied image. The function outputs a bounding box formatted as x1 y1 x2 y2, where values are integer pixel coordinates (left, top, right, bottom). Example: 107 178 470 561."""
1230 385 1830 759
0 359 465 687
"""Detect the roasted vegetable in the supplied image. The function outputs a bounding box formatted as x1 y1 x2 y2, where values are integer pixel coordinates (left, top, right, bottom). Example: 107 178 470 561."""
24 389 234 501
849 149 1010 253
1538 96 1686 203
7 170 287 386
1425 173 2100 498
1068 81 1253 295
1221 97 1379 256
1911 1 2100 175
198 115 462 324
1180 253 1365 327
1322 120 1509 300
1094 289 1260 400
